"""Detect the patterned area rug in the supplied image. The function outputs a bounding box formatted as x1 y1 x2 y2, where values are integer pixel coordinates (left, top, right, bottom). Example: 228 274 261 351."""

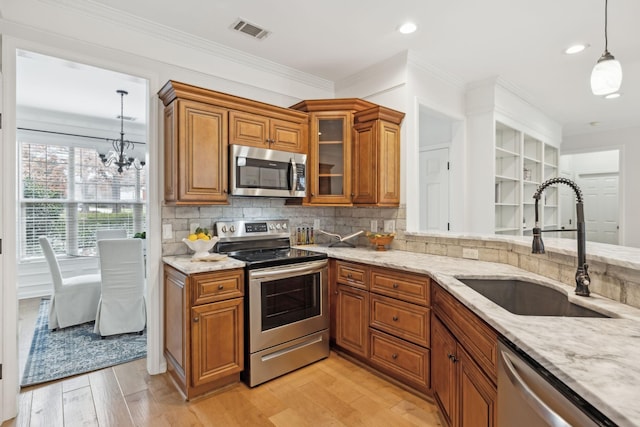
21 298 147 387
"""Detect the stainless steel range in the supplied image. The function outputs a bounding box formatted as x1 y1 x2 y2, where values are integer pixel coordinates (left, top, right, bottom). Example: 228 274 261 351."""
215 219 329 387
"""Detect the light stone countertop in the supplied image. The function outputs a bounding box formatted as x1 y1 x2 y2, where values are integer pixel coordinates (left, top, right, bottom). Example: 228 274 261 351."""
162 255 245 274
302 245 640 427
162 246 640 426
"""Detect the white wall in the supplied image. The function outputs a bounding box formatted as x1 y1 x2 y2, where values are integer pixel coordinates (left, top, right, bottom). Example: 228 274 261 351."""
563 127 640 248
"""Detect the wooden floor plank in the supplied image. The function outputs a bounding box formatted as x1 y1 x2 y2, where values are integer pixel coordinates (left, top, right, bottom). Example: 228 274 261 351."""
29 382 64 427
89 368 135 427
8 304 443 427
62 386 99 427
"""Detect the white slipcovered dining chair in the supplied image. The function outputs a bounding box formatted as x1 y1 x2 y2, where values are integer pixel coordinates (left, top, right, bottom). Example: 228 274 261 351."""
94 238 146 337
96 228 127 240
39 236 102 330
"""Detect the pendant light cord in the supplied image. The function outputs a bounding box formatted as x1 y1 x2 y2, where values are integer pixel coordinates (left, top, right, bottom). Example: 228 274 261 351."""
604 0 609 52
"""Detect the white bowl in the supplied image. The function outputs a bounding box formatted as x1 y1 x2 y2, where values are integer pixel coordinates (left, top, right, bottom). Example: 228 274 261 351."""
182 237 219 259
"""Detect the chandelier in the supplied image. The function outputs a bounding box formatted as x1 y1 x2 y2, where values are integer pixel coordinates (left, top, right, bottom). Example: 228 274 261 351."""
99 89 146 174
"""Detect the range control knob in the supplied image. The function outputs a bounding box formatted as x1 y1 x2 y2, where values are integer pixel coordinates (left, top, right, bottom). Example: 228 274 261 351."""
230 225 236 232
221 225 227 233
276 223 281 230
282 223 288 230
269 224 275 230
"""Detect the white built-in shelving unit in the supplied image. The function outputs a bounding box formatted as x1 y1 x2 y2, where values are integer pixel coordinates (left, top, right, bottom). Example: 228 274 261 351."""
494 122 559 236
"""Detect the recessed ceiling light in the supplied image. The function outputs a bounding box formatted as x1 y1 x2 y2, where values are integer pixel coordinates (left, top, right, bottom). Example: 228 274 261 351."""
589 121 600 126
564 44 589 54
605 92 621 99
398 22 417 34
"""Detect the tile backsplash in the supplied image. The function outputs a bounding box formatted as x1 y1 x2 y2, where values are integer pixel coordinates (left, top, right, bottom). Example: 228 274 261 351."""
162 200 638 309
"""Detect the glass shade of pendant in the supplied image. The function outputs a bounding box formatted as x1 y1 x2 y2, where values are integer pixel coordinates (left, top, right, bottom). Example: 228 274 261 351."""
591 52 622 95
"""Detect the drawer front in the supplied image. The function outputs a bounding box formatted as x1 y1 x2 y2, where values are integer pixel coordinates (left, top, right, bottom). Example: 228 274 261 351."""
369 329 430 390
370 294 430 347
191 269 244 305
370 268 430 306
433 284 497 383
336 261 369 290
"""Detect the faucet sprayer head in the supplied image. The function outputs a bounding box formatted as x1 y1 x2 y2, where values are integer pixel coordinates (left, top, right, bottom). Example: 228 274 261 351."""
532 226 545 254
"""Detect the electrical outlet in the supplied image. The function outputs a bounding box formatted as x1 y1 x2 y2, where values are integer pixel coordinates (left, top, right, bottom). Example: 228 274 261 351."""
190 223 200 234
313 219 320 229
370 220 378 232
383 220 395 233
162 224 172 239
462 248 479 260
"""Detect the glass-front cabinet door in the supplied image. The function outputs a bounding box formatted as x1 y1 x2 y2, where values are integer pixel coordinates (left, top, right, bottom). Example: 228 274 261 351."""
309 111 352 204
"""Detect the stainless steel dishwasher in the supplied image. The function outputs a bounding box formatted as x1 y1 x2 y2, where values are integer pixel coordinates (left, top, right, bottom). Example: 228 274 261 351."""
498 340 614 427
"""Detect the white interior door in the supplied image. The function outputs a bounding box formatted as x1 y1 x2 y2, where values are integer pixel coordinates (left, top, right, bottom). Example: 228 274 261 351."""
578 173 619 244
419 147 449 231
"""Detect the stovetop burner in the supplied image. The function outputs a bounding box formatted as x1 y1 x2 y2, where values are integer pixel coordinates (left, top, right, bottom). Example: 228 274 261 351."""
215 219 327 270
230 247 327 270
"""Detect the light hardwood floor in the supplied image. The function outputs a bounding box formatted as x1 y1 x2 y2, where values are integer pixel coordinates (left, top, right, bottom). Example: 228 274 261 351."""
6 299 443 427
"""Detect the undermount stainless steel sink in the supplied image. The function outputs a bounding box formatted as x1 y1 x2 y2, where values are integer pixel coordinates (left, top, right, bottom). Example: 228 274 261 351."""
457 278 610 318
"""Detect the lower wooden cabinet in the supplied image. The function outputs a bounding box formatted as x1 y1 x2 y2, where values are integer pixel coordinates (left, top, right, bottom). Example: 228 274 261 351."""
432 286 497 427
336 283 369 358
369 329 430 390
190 298 243 388
164 264 244 399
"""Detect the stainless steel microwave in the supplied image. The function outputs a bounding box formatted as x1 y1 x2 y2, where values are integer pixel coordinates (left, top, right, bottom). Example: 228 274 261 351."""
230 145 307 198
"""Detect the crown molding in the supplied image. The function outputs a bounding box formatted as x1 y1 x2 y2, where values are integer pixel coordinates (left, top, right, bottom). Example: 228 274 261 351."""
407 51 465 90
36 0 333 93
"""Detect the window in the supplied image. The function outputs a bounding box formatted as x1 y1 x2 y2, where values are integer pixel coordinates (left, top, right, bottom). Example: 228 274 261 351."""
20 140 146 259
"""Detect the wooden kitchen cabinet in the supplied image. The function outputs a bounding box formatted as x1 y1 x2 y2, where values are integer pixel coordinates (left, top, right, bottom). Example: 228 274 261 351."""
352 108 402 206
331 260 431 393
432 284 497 427
162 99 228 205
158 80 309 205
336 284 370 359
290 99 404 207
334 261 370 358
229 110 307 153
163 264 244 399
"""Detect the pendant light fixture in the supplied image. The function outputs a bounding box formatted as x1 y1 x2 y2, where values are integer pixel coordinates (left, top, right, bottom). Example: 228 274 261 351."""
99 90 146 174
590 0 622 96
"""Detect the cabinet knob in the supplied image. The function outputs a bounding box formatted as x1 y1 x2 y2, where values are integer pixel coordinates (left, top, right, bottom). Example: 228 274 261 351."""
334 290 338 295
223 189 228 194
347 273 352 279
448 353 458 363
392 315 399 321
218 285 224 290
311 192 315 196
351 193 355 197
193 317 199 323
391 353 398 360
393 283 399 289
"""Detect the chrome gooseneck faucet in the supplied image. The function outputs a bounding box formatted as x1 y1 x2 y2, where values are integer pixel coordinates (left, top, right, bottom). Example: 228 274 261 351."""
532 177 591 296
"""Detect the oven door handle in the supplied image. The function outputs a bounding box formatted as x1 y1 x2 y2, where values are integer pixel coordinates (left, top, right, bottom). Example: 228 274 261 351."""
250 261 326 280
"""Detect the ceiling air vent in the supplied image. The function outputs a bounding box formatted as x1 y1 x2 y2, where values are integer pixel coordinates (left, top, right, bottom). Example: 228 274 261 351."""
231 18 270 40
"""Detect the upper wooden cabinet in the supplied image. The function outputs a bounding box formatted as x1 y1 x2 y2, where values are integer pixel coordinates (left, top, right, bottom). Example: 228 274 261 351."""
158 80 309 205
291 99 404 207
229 110 307 153
162 99 229 205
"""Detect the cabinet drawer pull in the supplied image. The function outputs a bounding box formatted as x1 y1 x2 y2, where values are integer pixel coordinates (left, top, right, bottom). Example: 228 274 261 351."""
193 317 199 323
218 285 224 290
392 353 398 360
392 315 399 321
347 273 353 279
393 283 399 289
